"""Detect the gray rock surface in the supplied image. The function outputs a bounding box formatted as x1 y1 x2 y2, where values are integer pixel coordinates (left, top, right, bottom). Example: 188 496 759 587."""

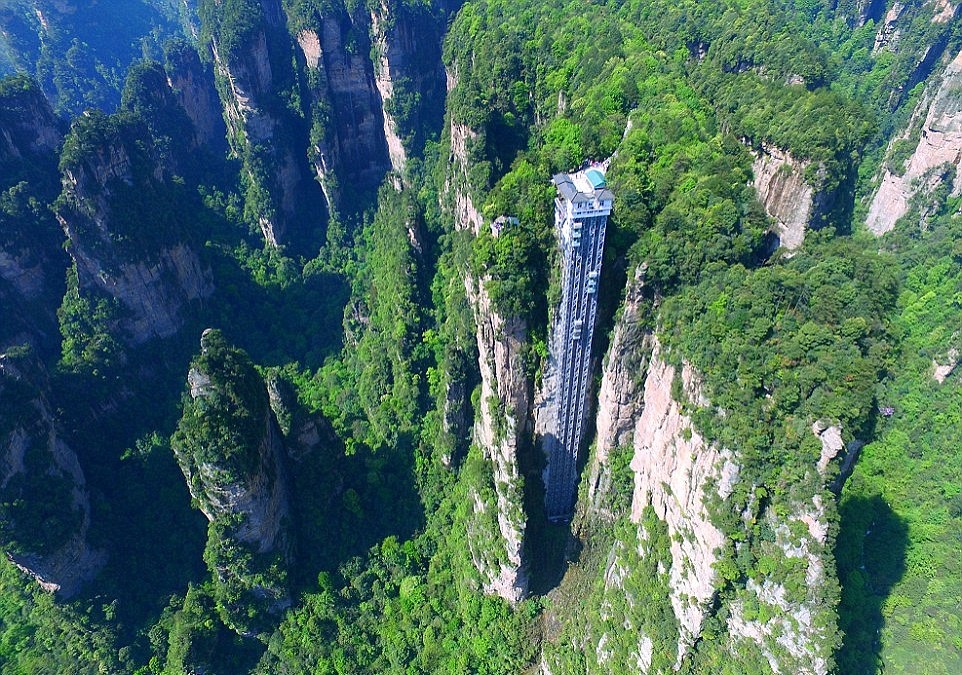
57 138 213 345
751 144 815 252
866 48 962 235
465 273 530 604
0 356 105 597
628 341 739 663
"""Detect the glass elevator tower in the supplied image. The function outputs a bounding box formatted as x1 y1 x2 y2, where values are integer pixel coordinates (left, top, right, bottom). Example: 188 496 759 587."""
543 167 612 521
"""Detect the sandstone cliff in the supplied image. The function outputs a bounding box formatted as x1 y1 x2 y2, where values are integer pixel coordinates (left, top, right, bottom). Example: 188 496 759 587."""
203 0 323 248
444 57 529 601
750 143 835 252
56 121 213 344
294 11 390 205
585 265 651 518
0 77 68 345
628 343 740 663
163 40 227 153
447 115 485 235
55 113 213 345
543 269 843 673
369 0 449 174
0 75 62 163
172 329 292 634
866 48 962 235
464 274 530 604
0 354 105 598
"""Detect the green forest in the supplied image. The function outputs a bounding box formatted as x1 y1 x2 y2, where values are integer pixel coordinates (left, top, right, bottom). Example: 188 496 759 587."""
0 0 960 673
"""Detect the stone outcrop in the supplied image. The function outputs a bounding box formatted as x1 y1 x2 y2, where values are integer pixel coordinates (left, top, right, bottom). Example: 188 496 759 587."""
933 346 959 383
0 355 105 597
566 282 843 673
931 0 959 23
0 76 62 162
0 78 67 335
873 2 906 54
448 118 485 234
172 330 292 632
464 274 529 604
444 56 485 233
629 342 740 663
866 48 962 235
204 0 322 248
175 330 290 556
295 15 390 204
585 265 651 517
55 121 213 345
370 1 409 174
725 422 842 675
0 221 59 304
369 0 449 174
750 143 832 252
163 40 227 152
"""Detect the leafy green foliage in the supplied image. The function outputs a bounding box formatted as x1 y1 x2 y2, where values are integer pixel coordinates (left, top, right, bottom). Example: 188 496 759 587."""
57 264 125 376
0 559 128 673
0 372 81 557
661 238 897 488
837 211 962 674
171 331 290 637
311 185 429 455
197 0 265 65
0 0 179 116
172 330 269 481
2 1 962 674
259 527 540 674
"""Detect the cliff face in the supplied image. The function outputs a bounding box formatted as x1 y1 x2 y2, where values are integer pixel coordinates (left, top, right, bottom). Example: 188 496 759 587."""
749 143 839 252
444 54 530 602
866 48 962 235
295 12 390 204
628 343 740 663
55 117 213 345
586 266 651 517
0 76 62 162
0 77 67 343
203 0 323 248
447 114 485 235
163 40 227 153
750 144 817 251
464 275 530 604
369 0 448 173
0 355 105 598
291 0 451 210
172 330 291 634
543 267 842 674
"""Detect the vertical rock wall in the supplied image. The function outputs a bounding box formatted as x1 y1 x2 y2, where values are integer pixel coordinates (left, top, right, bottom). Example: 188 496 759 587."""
628 341 740 663
546 267 843 674
866 48 962 235
750 144 816 252
172 330 292 633
585 265 651 517
204 0 322 248
0 356 105 598
56 124 214 345
464 274 530 603
295 13 390 204
164 41 227 153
